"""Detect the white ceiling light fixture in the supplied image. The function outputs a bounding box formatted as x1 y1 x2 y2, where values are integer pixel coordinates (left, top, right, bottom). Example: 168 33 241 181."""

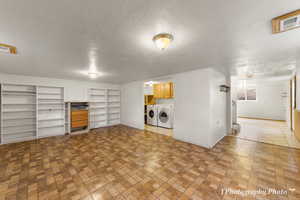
86 48 101 79
246 71 254 78
88 71 99 79
152 33 174 50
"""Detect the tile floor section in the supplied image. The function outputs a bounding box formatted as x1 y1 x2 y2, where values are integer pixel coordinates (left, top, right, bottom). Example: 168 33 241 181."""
0 125 300 200
235 118 300 149
144 125 173 137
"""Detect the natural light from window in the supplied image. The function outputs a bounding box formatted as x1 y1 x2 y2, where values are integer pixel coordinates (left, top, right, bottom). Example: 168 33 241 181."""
237 80 257 101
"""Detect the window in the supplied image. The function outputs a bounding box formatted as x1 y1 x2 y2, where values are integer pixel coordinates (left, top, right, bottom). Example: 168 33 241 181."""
237 80 257 101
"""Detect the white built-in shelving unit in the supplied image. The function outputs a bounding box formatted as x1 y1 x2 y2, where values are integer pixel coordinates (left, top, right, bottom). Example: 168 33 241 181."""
0 84 121 144
0 84 65 144
1 84 37 144
89 88 108 128
107 89 121 126
37 86 65 138
88 88 121 128
65 103 70 133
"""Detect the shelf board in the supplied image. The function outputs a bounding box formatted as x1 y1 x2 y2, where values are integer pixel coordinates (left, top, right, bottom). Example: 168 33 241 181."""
108 106 120 108
2 136 36 143
38 108 64 111
91 119 107 123
3 103 36 105
108 101 120 103
108 121 119 124
38 98 63 100
38 103 64 105
90 88 106 91
108 118 120 120
3 130 36 135
2 90 36 94
108 107 120 110
3 124 36 128
90 113 107 116
37 133 63 139
38 92 62 95
89 101 107 103
108 112 120 114
3 117 36 120
38 118 64 121
90 94 106 96
3 93 36 96
90 106 106 109
39 125 64 129
108 94 120 96
3 110 35 113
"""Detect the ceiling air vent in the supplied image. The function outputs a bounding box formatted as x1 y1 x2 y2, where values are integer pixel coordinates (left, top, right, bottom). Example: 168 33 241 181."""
281 16 300 30
0 43 17 54
272 10 300 34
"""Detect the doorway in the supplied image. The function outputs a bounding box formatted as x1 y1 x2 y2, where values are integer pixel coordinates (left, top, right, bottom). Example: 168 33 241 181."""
144 80 174 137
231 78 300 149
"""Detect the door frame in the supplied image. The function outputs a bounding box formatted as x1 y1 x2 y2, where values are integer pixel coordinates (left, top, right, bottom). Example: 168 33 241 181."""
290 76 297 131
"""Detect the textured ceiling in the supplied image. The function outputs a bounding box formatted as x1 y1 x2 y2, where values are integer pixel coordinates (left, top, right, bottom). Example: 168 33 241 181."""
1 0 300 83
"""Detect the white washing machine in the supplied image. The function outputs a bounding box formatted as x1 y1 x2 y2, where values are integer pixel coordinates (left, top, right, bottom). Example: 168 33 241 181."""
157 104 174 128
147 105 158 126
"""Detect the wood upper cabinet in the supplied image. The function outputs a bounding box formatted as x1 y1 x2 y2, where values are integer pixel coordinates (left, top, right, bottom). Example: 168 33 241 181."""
153 84 163 98
153 82 174 99
145 95 156 105
163 82 173 98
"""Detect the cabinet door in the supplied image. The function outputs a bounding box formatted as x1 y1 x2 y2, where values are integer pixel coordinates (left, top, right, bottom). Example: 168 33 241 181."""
163 82 174 98
153 84 162 98
169 82 174 98
161 83 167 98
72 120 88 128
71 110 88 121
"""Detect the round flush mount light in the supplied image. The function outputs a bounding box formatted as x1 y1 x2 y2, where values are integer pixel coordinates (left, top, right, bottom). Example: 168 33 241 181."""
152 33 174 50
88 72 99 79
246 71 254 78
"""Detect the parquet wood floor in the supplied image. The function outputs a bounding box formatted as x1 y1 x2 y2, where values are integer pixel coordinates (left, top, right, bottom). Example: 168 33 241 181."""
0 125 299 200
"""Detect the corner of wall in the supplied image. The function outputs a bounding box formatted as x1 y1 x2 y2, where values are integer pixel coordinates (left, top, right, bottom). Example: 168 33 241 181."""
120 81 144 130
208 68 228 148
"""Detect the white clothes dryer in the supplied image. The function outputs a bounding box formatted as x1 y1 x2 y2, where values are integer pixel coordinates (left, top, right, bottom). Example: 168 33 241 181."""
157 104 174 128
147 105 158 126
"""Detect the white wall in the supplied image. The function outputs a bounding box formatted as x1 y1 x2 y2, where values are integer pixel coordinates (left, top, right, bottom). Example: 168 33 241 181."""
121 81 144 129
283 80 291 128
297 64 300 111
231 80 288 121
173 68 227 148
0 73 119 101
173 68 211 147
209 70 227 147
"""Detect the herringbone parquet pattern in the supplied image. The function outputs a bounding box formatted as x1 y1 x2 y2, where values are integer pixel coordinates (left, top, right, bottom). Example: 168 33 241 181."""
0 125 299 200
